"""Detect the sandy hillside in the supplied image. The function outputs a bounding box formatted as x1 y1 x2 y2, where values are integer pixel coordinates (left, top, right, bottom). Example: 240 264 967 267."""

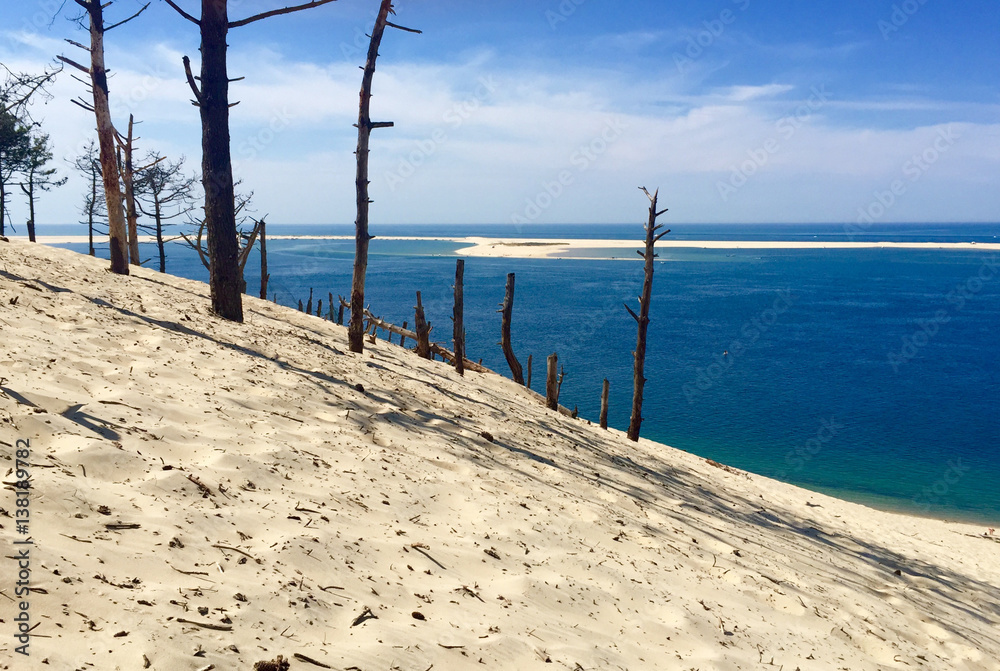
1 237 999 671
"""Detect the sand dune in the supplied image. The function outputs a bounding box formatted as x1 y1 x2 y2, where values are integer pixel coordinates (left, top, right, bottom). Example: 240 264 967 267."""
1 237 999 670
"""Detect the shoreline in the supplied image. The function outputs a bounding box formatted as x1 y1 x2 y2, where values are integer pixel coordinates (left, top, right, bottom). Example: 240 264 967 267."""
36 234 1000 260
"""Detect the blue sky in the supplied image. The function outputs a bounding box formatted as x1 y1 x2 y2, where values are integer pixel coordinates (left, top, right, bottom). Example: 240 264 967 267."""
1 0 998 226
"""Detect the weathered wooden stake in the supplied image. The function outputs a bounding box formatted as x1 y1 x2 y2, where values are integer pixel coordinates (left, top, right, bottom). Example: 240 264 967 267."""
600 378 610 429
306 288 313 316
328 292 335 321
414 291 431 359
400 321 408 348
499 272 524 384
259 219 269 300
625 186 670 442
546 353 559 410
316 299 323 318
453 259 465 376
526 354 533 389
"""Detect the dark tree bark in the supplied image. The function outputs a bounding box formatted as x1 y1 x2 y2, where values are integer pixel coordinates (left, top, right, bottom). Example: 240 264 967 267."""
625 187 670 442
546 353 559 410
453 259 465 376
414 291 431 359
499 272 524 384
165 0 337 321
600 378 610 430
526 354 533 389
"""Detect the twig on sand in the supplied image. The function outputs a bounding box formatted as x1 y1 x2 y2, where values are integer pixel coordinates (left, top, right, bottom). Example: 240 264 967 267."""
176 617 232 632
409 543 447 570
186 474 213 497
211 544 258 561
351 606 377 627
105 523 141 530
293 653 333 668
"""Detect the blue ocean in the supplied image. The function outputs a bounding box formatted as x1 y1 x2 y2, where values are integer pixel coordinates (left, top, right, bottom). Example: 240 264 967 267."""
47 222 1000 525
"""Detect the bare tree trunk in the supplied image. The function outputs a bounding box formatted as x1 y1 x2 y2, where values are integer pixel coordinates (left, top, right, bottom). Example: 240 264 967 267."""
526 354 533 389
79 0 129 274
499 272 524 384
198 0 243 320
348 0 393 353
414 291 431 359
259 219 269 299
121 114 141 265
600 378 610 430
24 178 35 242
626 187 670 442
453 259 465 376
546 353 559 410
153 198 166 272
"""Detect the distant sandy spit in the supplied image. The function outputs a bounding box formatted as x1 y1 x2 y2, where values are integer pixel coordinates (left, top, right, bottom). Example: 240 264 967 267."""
34 233 1000 260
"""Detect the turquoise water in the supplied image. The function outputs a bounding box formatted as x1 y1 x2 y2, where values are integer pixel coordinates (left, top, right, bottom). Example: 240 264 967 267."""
45 223 1000 525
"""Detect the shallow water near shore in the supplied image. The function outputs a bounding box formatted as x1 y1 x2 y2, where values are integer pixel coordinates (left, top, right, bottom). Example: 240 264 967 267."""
46 222 1000 524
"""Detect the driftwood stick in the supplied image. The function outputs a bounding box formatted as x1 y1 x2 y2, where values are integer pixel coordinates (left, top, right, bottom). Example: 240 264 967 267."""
409 543 448 570
293 653 333 668
175 617 232 632
546 353 559 410
453 259 465 376
414 292 431 359
499 272 524 384
600 378 610 429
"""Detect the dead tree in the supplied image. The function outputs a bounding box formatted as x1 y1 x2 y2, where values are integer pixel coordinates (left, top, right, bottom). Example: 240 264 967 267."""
625 187 670 442
164 0 337 322
69 140 105 256
118 115 140 264
453 259 465 376
546 353 559 410
135 152 197 273
414 291 431 359
499 272 524 384
348 0 421 352
59 1 149 274
600 378 610 430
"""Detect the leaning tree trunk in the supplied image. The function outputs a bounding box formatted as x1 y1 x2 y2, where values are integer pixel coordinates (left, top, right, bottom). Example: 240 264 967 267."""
122 114 141 265
85 1 129 274
625 187 670 442
499 272 524 384
198 0 243 321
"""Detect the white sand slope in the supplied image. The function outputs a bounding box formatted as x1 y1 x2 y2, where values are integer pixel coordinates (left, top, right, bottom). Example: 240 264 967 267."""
1 237 999 671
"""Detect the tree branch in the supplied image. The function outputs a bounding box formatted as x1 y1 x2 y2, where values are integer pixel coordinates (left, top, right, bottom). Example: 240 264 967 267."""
385 21 421 34
228 0 338 28
181 55 202 106
105 2 150 31
162 0 200 25
623 302 640 323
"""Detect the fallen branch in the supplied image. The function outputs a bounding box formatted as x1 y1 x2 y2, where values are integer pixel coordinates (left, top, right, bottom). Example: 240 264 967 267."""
293 653 333 668
176 617 232 632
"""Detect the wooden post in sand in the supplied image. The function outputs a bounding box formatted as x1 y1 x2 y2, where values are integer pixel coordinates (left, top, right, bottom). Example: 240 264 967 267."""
546 353 559 410
625 187 670 442
526 354 533 389
499 272 524 384
414 291 431 359
453 260 465 376
600 378 610 429
400 322 408 348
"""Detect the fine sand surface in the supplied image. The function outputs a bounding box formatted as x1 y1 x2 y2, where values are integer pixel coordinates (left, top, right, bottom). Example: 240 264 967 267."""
2 237 1000 670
